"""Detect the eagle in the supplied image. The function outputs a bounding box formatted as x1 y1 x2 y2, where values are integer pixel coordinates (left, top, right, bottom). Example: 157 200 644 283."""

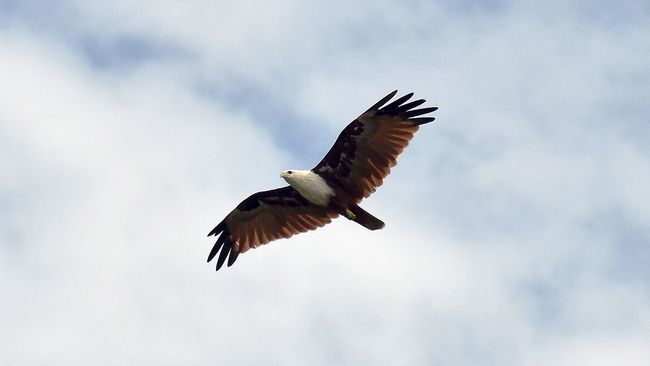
207 90 437 270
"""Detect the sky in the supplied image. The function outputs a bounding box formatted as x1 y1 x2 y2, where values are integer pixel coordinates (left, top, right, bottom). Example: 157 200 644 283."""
1 1 649 365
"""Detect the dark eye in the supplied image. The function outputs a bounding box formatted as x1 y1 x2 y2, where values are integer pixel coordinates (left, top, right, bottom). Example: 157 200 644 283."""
287 171 292 175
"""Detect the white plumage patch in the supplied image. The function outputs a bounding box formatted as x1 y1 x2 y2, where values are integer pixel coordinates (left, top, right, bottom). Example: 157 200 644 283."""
281 169 335 206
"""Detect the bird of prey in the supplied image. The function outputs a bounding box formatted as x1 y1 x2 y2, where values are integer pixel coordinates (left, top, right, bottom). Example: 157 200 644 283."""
207 90 437 270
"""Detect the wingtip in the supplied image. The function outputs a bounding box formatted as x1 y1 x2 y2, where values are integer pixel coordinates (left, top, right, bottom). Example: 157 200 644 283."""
366 90 399 112
412 117 436 125
227 248 240 267
207 231 228 263
207 220 226 237
379 92 414 113
215 237 237 271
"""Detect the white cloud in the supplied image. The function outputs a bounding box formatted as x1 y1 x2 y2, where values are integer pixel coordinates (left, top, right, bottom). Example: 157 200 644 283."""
1 1 649 365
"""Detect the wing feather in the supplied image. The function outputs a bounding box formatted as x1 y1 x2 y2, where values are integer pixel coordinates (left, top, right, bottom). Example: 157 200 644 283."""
313 91 437 202
206 186 338 270
216 238 231 270
207 232 228 262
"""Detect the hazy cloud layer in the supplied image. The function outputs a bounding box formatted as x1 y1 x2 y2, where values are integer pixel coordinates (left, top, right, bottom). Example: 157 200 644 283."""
1 1 649 365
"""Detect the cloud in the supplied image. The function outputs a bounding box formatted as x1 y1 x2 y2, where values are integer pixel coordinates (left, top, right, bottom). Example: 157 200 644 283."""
1 1 649 365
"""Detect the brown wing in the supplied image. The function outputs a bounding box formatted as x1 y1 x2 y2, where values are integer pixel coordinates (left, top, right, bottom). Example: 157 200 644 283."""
207 186 338 271
312 90 437 203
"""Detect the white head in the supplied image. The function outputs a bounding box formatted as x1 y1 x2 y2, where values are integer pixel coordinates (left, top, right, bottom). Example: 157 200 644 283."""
280 169 309 183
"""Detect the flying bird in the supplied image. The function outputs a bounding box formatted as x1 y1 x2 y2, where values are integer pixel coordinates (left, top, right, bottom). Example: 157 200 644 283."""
207 90 437 270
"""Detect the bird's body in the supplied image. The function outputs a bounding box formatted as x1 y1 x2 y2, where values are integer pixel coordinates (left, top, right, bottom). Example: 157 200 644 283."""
280 170 334 206
207 90 437 270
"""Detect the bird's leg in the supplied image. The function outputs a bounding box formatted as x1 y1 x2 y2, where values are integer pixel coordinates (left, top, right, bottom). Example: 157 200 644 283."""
329 198 357 221
344 209 356 220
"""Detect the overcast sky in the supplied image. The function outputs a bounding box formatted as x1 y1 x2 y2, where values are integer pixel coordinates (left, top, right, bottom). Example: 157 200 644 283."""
1 1 649 365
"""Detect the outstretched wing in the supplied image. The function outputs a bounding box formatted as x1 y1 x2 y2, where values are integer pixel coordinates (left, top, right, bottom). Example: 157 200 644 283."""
313 90 437 203
207 186 338 270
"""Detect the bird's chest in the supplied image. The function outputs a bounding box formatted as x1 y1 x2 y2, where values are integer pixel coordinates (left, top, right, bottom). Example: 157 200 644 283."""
290 174 335 206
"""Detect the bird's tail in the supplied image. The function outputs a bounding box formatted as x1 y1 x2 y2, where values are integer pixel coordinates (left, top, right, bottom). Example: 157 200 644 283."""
348 205 385 230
